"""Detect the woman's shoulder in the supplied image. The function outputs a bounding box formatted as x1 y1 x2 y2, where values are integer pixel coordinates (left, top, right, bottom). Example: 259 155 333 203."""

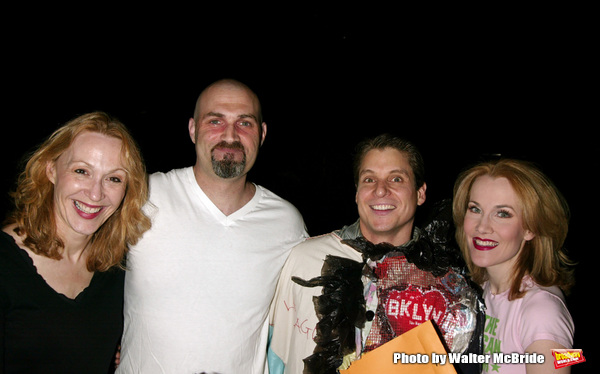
0 226 35 279
520 279 572 327
0 225 24 255
519 279 574 348
522 277 567 305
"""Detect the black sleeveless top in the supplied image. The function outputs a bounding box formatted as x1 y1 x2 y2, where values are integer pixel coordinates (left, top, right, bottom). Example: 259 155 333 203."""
0 231 124 373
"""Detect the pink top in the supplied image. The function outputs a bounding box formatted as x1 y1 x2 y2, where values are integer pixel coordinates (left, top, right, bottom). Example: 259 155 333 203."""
481 277 574 374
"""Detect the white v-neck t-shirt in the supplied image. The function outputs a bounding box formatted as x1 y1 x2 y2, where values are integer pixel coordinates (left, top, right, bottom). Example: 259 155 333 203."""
118 167 307 374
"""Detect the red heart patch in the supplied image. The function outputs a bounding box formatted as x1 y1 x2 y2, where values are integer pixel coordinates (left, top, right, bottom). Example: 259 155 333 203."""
383 288 448 335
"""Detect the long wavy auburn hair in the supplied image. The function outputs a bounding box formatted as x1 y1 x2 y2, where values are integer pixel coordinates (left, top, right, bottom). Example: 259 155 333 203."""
6 112 151 271
452 158 575 300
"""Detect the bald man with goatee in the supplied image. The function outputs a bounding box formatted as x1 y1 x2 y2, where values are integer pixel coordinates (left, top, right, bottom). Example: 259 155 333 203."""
118 79 307 374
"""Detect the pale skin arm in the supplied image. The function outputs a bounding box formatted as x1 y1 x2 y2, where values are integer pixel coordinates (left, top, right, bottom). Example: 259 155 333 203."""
526 340 570 374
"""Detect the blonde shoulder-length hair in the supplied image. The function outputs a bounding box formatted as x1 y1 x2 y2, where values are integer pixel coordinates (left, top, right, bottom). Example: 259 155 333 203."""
6 111 151 272
452 158 575 300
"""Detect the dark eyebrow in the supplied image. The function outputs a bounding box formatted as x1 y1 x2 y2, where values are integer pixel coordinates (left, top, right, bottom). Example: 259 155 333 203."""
239 113 259 122
390 169 410 176
203 112 258 122
203 111 224 119
359 168 411 177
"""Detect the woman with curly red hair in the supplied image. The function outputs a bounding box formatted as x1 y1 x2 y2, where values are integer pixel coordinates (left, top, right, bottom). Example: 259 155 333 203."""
0 112 151 373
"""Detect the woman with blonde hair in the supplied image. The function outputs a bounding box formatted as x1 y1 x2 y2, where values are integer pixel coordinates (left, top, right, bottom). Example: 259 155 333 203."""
0 112 151 373
452 158 575 374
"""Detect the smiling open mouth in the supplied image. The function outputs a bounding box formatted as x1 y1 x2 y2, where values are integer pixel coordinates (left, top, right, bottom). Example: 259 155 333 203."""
371 204 396 211
473 237 499 250
74 201 102 214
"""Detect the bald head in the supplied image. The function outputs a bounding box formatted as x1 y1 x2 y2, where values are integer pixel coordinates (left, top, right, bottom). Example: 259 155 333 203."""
193 79 263 124
187 78 267 185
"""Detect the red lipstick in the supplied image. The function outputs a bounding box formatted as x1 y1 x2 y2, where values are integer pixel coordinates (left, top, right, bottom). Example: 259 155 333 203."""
472 237 498 251
73 200 103 219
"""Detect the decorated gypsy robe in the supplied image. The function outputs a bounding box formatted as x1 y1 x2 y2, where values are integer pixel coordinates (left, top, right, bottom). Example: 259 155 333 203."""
268 202 485 374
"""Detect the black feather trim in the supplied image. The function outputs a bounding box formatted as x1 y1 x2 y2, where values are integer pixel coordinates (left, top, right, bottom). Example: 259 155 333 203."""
292 256 367 374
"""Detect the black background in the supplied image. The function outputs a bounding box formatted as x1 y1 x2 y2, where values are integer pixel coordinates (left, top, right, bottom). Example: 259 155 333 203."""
1 8 594 371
